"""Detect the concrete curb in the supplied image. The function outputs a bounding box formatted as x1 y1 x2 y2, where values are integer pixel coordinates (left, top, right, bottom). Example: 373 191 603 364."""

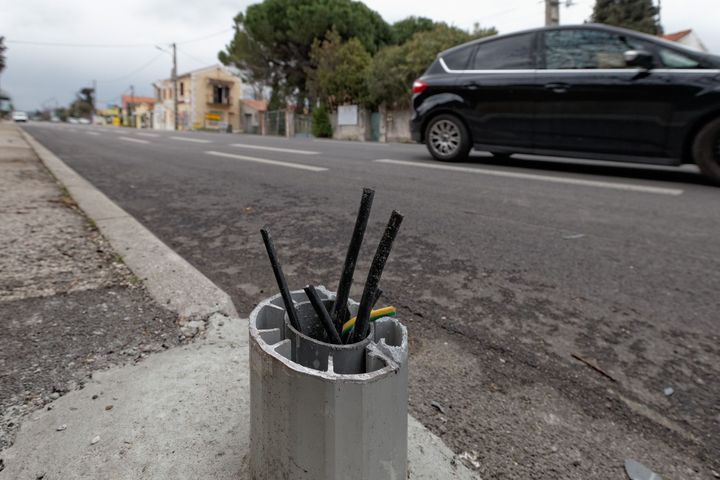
6 128 479 479
20 128 238 321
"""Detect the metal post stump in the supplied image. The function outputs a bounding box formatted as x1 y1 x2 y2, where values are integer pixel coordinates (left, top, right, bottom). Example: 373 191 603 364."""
249 286 408 480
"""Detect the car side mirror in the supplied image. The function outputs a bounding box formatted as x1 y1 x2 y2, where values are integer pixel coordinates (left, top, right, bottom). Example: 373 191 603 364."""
624 50 654 70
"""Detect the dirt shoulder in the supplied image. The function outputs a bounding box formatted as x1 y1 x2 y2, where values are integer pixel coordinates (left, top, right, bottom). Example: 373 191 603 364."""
0 124 182 452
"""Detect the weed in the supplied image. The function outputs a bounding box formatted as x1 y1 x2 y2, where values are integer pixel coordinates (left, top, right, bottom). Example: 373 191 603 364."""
84 216 98 231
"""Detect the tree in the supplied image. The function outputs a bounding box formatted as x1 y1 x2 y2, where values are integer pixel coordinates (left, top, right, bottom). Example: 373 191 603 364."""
219 0 392 105
366 24 495 108
311 105 332 137
591 0 661 35
0 37 6 74
307 30 372 109
69 87 95 118
54 107 69 122
391 16 435 45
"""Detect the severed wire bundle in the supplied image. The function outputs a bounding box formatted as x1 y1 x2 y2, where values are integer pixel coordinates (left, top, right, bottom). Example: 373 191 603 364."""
260 188 402 344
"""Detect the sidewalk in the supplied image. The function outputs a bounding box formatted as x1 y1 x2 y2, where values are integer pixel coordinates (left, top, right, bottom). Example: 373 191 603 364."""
0 123 477 479
0 123 182 452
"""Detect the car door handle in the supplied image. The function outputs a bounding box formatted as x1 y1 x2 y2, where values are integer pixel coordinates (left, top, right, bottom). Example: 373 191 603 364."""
544 82 570 93
462 82 480 91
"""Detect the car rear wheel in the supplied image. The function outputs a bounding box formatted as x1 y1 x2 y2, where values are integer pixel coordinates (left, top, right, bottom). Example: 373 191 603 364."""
425 114 471 162
693 117 720 185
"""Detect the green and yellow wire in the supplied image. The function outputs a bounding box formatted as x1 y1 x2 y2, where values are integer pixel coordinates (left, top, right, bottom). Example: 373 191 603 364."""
341 306 396 337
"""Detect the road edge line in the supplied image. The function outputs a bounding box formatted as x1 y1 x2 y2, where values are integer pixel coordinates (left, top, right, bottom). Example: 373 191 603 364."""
20 128 239 322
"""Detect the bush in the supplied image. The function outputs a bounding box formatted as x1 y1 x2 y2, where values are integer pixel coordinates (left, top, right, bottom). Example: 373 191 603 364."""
311 106 333 138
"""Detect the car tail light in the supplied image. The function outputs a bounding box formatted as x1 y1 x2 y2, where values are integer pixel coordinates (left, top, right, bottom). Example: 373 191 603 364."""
412 80 427 94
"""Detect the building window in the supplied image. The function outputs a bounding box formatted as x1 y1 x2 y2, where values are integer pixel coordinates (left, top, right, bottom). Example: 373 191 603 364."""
211 85 230 104
180 82 184 96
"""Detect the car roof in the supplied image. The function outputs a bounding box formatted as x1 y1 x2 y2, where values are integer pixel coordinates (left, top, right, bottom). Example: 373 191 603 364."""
439 23 715 62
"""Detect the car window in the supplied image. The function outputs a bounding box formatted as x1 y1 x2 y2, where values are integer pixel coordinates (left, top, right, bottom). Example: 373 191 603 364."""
471 33 535 70
659 49 700 68
543 29 639 69
442 45 474 70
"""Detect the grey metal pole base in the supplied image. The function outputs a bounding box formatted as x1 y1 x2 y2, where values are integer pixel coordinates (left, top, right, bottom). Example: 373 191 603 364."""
249 286 408 480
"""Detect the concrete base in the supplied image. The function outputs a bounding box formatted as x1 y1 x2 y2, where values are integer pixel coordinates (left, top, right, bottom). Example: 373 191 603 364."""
0 317 475 479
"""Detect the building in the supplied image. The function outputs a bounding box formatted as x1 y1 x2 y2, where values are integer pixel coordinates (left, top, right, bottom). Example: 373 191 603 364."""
661 29 708 52
96 106 121 126
153 65 242 131
239 99 267 134
0 89 12 117
121 95 156 128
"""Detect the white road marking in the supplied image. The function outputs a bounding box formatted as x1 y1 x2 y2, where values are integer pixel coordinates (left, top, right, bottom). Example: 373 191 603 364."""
374 159 684 196
230 143 319 155
137 132 159 138
205 151 327 172
119 136 149 144
171 136 210 143
85 131 100 136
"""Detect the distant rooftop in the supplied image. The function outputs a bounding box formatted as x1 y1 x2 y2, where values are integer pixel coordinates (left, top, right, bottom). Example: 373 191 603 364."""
155 64 234 83
662 29 692 42
241 99 267 112
122 95 156 109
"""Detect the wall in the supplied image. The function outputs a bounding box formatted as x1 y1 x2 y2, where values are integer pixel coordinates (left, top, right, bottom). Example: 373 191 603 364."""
380 106 412 143
331 106 370 141
152 80 175 131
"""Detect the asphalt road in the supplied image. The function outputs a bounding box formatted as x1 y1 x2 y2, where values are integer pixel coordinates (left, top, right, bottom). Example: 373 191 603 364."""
23 123 720 479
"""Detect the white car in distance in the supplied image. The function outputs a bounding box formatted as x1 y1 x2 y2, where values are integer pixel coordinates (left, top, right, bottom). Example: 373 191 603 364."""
12 111 28 123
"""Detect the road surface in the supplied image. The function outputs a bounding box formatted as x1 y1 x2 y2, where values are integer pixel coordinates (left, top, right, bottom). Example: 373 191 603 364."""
23 123 720 479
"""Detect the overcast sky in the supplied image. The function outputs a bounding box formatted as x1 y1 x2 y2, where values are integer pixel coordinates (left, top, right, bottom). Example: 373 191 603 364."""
1 0 717 111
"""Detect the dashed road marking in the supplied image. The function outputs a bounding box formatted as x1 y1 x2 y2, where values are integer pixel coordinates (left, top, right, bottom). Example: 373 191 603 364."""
205 151 327 172
171 136 210 143
374 159 684 196
230 143 319 155
119 137 150 144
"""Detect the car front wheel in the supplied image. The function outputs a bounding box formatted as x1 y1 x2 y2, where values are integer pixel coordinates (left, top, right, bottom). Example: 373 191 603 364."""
425 114 471 162
693 117 720 185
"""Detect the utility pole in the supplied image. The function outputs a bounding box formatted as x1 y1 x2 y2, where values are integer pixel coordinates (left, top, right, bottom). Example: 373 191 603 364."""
130 84 134 128
545 0 560 26
92 79 96 124
172 42 179 131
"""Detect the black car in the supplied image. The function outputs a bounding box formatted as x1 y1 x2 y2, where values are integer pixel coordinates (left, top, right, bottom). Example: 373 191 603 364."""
410 24 720 183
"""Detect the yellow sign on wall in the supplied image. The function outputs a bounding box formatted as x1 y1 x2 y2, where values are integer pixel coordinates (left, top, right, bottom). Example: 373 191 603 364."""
206 113 221 121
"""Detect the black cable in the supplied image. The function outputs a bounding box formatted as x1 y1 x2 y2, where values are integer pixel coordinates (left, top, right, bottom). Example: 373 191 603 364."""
304 285 342 345
260 228 302 333
372 287 383 308
349 211 403 344
330 188 375 333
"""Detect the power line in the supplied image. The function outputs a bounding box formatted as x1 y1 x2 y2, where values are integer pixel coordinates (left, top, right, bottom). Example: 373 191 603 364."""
6 27 234 49
97 52 167 83
178 27 233 44
5 39 153 48
177 48 216 67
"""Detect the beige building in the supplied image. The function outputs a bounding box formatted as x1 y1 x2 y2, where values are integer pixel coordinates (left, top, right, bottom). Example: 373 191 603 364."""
153 65 242 131
239 99 267 134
